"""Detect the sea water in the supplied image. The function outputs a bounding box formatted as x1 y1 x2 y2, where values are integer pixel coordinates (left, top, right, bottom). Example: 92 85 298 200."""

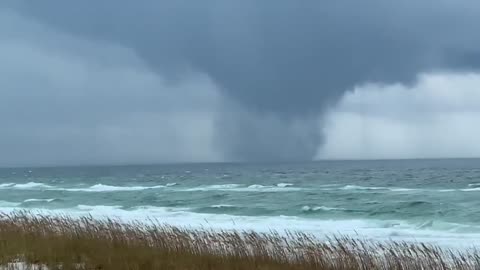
1 159 480 248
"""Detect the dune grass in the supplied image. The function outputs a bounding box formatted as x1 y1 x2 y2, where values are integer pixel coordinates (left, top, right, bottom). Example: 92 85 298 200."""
0 212 478 269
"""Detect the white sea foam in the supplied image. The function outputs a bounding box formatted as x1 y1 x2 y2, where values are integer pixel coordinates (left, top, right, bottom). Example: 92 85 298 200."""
185 183 302 192
16 182 52 189
59 184 166 192
460 187 480 192
23 198 56 203
77 205 124 211
0 182 52 189
210 204 236 209
0 182 171 192
301 205 345 212
0 182 299 193
247 184 265 189
438 187 480 192
276 183 294 187
342 185 386 190
237 184 302 192
184 184 241 191
338 185 417 192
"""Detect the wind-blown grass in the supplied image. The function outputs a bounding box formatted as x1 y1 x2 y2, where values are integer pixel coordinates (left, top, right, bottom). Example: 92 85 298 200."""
0 212 478 269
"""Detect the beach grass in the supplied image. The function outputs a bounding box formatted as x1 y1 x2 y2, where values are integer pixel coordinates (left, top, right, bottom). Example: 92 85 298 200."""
0 212 478 269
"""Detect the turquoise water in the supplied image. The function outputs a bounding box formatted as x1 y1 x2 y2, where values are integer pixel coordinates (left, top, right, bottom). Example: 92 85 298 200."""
1 159 480 247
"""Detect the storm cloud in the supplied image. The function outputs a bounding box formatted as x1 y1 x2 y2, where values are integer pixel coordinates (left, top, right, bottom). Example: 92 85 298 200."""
2 1 480 165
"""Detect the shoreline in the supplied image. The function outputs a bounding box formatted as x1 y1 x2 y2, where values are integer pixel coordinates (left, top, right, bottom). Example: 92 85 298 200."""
1 212 479 269
1 206 479 251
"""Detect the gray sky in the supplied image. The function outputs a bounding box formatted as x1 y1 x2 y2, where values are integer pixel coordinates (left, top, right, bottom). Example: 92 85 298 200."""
2 1 480 166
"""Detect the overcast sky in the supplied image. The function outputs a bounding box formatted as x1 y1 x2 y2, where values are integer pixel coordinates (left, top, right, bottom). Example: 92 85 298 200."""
2 1 480 166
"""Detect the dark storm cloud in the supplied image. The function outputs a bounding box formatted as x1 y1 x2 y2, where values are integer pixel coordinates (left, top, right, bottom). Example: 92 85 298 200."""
0 9 221 166
2 1 480 163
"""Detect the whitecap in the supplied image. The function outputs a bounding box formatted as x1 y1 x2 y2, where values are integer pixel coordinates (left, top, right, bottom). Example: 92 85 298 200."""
59 184 166 192
301 205 345 212
77 205 124 211
23 198 56 203
341 185 386 190
388 188 417 192
14 182 53 189
183 183 301 192
210 204 236 209
276 183 294 187
460 187 480 192
247 184 265 189
0 182 52 189
184 184 241 191
241 185 301 192
339 185 416 192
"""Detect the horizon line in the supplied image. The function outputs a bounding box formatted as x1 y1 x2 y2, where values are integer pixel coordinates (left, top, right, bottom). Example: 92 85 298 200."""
1 157 479 170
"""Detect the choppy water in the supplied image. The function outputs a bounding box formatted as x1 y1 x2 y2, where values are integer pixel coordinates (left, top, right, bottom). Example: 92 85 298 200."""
2 159 480 248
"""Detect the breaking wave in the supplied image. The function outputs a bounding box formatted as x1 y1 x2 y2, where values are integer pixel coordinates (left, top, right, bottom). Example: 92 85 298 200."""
338 185 417 192
301 205 346 212
23 198 57 203
184 183 301 192
0 182 53 189
60 184 167 192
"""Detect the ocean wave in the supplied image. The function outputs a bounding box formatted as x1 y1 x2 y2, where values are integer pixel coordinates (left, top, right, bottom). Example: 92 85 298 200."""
0 182 298 193
77 205 124 211
276 183 294 187
460 187 480 192
184 183 300 192
339 185 416 192
23 198 57 203
405 201 431 207
184 184 241 191
0 200 21 207
210 204 236 209
438 188 480 192
0 182 178 192
0 182 53 189
468 183 480 187
321 185 480 193
16 182 53 189
131 205 192 212
301 205 345 212
73 205 192 215
60 184 167 192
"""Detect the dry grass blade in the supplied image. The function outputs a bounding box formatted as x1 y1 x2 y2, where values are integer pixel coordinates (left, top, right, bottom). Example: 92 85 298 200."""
0 212 477 270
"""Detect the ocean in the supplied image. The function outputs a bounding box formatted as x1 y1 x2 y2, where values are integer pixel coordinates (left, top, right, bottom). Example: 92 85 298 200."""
1 159 480 248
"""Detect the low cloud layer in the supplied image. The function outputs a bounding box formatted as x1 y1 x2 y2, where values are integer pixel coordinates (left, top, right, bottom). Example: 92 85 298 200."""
319 73 480 160
1 1 480 166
